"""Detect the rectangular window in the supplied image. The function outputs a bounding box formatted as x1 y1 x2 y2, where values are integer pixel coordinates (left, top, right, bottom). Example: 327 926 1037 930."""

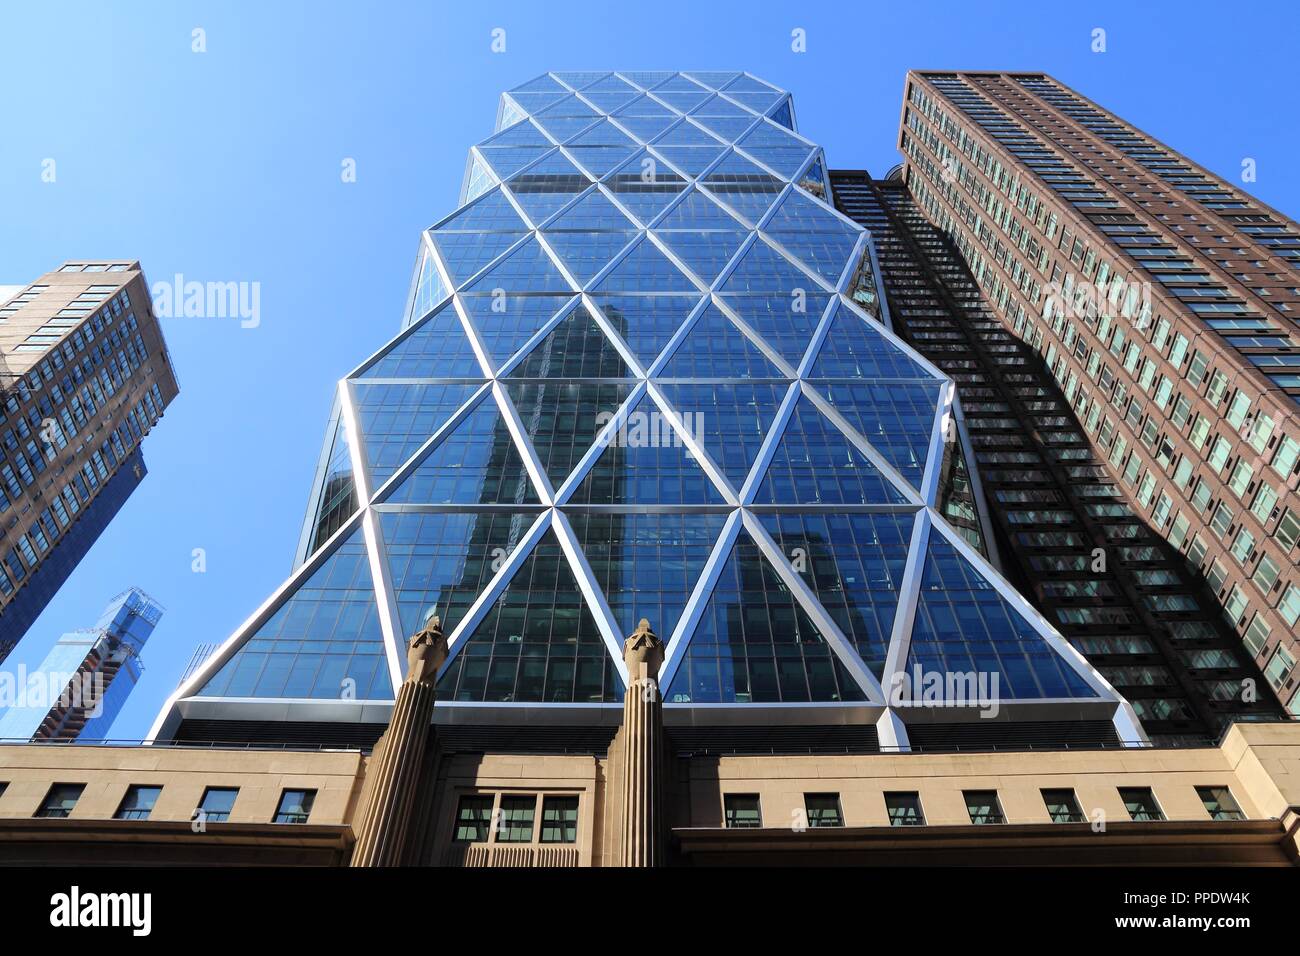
724 794 763 829
36 783 85 818
273 788 316 824
804 793 844 828
114 785 162 821
453 795 493 843
195 787 239 824
964 790 1005 824
1196 786 1245 822
498 795 536 843
1119 787 1164 821
1264 646 1295 689
884 791 925 827
539 795 579 843
1042 789 1084 823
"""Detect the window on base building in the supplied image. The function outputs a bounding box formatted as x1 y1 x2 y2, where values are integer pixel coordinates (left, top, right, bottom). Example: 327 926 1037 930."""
35 783 84 819
497 795 536 843
1119 787 1164 821
724 794 762 829
804 793 844 828
273 788 316 824
195 787 239 824
963 790 1005 824
453 795 494 843
114 785 162 821
540 796 579 843
884 791 925 827
1042 788 1085 823
1196 786 1245 821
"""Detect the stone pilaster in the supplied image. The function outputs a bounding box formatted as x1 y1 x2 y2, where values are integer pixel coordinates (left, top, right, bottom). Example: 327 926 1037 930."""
350 618 447 867
619 619 665 867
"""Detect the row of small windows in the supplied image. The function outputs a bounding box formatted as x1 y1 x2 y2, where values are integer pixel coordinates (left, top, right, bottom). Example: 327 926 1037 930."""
721 785 1245 828
452 792 580 844
14 781 316 824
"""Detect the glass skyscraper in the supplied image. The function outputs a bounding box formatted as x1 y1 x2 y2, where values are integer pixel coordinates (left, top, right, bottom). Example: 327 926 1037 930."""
151 72 1136 746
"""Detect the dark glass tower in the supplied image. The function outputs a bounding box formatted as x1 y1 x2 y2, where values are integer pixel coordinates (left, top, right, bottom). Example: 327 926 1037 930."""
150 72 1136 749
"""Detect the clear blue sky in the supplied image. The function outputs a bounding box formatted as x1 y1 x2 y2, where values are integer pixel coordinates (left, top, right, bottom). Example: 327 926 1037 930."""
1 0 1297 739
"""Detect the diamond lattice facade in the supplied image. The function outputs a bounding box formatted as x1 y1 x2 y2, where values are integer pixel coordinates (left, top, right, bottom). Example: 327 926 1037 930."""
151 72 1138 745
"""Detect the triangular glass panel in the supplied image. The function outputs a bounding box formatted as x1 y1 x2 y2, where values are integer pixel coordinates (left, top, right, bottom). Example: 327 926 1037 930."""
653 89 712 112
305 413 357 557
582 89 640 112
430 187 527 233
809 303 937 380
504 152 594 223
589 294 703 366
498 99 527 130
567 147 639 178
702 154 785 224
429 230 528 285
621 72 676 89
653 120 724 147
194 526 392 701
384 393 540 506
545 188 637 231
659 305 783 379
380 510 543 644
462 237 575 294
482 119 553 148
506 304 633 379
567 394 726 505
656 382 787 487
724 89 784 112
436 529 622 703
604 153 688 224
654 230 749 286
582 74 638 93
464 156 497 202
533 114 599 143
541 230 638 285
723 75 781 93
764 188 857 236
555 71 610 89
906 526 1100 701
797 155 829 200
653 187 745 230
613 94 676 117
664 529 867 704
743 145 815 179
568 512 729 641
504 90 567 114
359 299 482 379
653 145 727 178
591 236 700 293
536 95 602 119
690 114 758 142
754 397 909 505
612 114 680 143
719 238 817 294
684 71 742 89
766 228 859 287
510 75 567 94
815 380 944 490
506 382 636 487
758 512 912 679
354 382 483 486
719 292 830 366
405 241 448 329
458 293 575 367
689 93 754 117
479 145 552 179
739 119 808 150
568 120 637 148
768 99 795 130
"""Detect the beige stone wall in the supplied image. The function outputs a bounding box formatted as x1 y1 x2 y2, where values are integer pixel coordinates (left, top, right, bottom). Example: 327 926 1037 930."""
0 745 366 826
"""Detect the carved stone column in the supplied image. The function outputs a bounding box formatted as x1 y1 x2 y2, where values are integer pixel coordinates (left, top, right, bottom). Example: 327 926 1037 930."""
619 619 665 867
350 618 447 867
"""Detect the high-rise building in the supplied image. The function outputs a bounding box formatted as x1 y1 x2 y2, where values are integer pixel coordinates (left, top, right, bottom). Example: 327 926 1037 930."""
0 588 162 742
829 169 1282 742
0 263 179 655
893 72 1300 718
151 71 1139 750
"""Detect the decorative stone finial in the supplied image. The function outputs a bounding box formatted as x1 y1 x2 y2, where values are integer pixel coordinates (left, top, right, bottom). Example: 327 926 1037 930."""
623 618 664 675
405 616 448 685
